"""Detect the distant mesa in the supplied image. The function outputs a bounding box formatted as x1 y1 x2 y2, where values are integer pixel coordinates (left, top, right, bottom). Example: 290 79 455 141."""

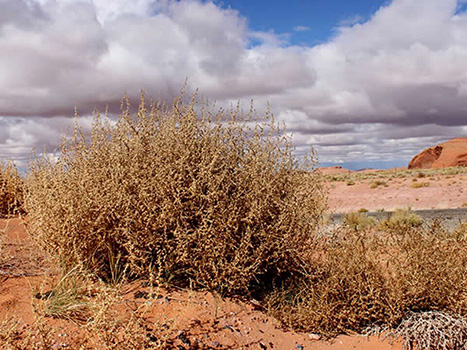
408 137 467 169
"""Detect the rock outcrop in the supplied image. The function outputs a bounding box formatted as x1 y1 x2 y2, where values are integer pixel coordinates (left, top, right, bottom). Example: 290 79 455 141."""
408 138 467 169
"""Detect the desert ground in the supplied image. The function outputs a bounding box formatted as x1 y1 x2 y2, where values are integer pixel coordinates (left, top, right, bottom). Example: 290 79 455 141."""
2 166 467 349
324 166 467 213
0 218 402 349
1 152 466 349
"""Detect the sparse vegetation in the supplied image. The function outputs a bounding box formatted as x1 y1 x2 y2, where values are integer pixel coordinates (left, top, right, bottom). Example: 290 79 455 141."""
267 217 467 339
323 166 467 183
1 90 466 348
25 92 326 295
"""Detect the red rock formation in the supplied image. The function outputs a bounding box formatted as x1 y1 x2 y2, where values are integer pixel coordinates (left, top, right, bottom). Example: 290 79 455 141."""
408 138 467 169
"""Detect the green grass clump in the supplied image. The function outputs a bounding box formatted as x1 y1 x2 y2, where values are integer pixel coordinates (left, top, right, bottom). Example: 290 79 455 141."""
25 92 326 295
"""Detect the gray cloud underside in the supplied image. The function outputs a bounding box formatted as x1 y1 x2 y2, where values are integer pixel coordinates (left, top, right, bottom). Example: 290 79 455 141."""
1 0 467 168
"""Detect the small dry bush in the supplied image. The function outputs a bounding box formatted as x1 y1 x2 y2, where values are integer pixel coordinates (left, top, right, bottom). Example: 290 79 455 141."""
0 315 58 350
370 180 387 189
267 220 467 338
343 211 376 231
411 182 430 189
0 161 24 217
454 222 467 240
392 311 467 350
379 208 423 232
25 92 326 295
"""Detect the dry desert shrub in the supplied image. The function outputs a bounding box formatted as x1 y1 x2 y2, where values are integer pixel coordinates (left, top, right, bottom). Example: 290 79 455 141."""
266 220 467 338
379 208 423 232
343 211 376 231
0 161 24 217
391 311 467 350
25 92 326 295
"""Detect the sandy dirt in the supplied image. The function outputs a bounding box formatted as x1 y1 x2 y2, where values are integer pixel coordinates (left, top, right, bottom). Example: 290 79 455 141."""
0 218 402 349
327 172 467 213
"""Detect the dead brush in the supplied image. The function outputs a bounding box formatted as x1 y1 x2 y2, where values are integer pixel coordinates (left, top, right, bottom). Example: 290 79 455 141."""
0 315 58 350
24 91 326 295
266 219 467 338
266 227 393 337
390 311 467 350
0 160 24 218
0 316 22 348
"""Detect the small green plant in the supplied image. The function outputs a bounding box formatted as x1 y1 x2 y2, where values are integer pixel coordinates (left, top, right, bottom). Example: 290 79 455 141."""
346 179 356 186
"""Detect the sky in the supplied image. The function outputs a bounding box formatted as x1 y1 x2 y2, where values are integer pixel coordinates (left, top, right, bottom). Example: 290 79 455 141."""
1 0 467 170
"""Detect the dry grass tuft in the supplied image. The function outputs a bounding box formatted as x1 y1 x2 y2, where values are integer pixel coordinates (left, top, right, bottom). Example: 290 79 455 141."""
392 311 467 350
36 269 92 321
0 161 24 217
410 182 430 189
25 91 326 295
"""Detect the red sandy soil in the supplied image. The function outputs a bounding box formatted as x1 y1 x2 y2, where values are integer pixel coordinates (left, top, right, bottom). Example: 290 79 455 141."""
409 137 467 169
0 218 402 349
327 172 467 213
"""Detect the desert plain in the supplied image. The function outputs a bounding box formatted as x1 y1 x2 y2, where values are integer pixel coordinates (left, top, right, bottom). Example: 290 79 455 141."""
1 136 466 349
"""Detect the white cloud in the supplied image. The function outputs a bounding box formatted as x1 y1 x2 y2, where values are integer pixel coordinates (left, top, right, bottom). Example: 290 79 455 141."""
293 25 311 32
337 14 363 27
0 0 467 169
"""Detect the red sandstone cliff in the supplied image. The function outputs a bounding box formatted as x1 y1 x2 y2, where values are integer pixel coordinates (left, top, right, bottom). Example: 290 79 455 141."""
408 137 467 169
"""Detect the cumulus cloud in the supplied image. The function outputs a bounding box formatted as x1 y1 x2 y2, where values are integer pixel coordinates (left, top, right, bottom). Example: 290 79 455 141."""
0 0 466 168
